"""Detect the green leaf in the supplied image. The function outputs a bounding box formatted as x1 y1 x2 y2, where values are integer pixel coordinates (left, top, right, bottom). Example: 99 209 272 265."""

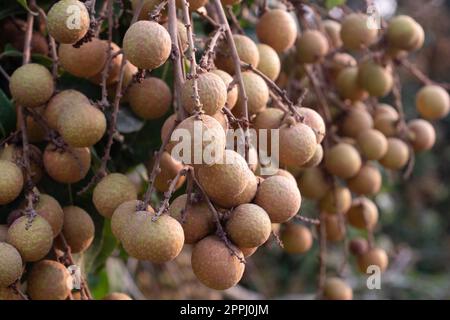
88 268 110 300
325 0 346 9
0 89 16 139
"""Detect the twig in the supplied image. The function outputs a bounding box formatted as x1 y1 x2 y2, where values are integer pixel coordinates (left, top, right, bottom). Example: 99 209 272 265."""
294 215 320 225
303 65 333 126
399 58 450 90
99 0 114 108
199 25 225 70
195 9 220 28
225 5 244 34
10 282 28 300
317 212 327 298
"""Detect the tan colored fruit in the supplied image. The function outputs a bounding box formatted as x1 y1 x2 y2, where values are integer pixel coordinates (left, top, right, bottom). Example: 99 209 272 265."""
340 13 378 50
122 211 184 263
212 110 229 133
169 194 215 244
211 69 238 109
89 43 125 85
325 143 361 179
59 39 108 78
132 0 165 21
297 107 326 143
416 85 450 120
373 113 398 137
149 151 186 192
407 119 436 152
161 114 178 142
45 90 90 130
93 173 138 218
182 72 227 116
9 64 54 108
328 53 357 79
233 71 269 116
256 9 297 53
280 223 313 254
387 15 423 51
0 144 43 184
34 194 64 237
61 206 94 253
358 61 393 97
379 138 409 170
103 292 132 300
374 103 398 118
319 186 352 214
347 164 382 196
123 20 171 70
240 246 257 258
7 215 53 262
226 204 271 248
336 66 367 101
357 129 388 160
340 107 373 138
232 169 258 205
271 169 297 185
191 236 244 290
0 243 22 287
297 167 330 200
296 30 329 64
215 34 259 74
58 103 107 147
256 44 281 81
323 277 353 300
324 214 346 242
255 176 301 223
43 144 91 183
129 77 172 119
323 20 342 48
176 0 207 10
279 121 317 168
0 286 21 300
347 197 378 230
303 144 323 167
253 107 284 130
47 0 89 44
27 260 71 300
349 237 369 256
111 200 154 240
357 247 388 273
0 225 8 242
20 107 46 143
0 160 23 205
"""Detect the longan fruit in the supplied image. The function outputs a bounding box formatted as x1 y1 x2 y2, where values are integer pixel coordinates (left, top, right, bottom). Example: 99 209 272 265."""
296 30 329 64
0 160 23 205
323 19 342 48
0 243 22 287
357 247 389 273
111 200 154 240
324 143 362 179
374 103 398 119
89 43 125 85
387 15 423 51
347 163 382 196
347 197 379 230
47 0 89 44
233 170 258 204
303 144 323 168
349 237 369 256
18 106 46 143
33 194 64 237
149 151 186 193
215 34 259 74
27 260 71 300
324 214 346 242
233 71 269 116
45 90 90 130
373 113 398 137
416 85 450 120
132 0 166 21
103 292 132 300
336 66 367 101
379 138 410 170
61 206 95 253
256 44 281 81
0 286 21 300
0 144 43 184
358 61 393 97
253 107 284 130
340 13 378 51
356 129 388 160
279 121 317 168
323 277 353 300
280 223 313 254
297 107 326 143
328 53 357 79
0 225 8 242
211 69 238 109
256 9 297 53
319 186 352 214
340 107 373 138
297 167 330 200
407 119 436 152
128 77 172 119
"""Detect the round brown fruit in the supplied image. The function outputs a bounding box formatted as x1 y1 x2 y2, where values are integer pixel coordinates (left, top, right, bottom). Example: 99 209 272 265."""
296 30 329 64
407 119 436 152
44 90 90 130
256 9 297 53
324 143 361 179
0 225 8 242
103 292 132 300
340 13 378 51
297 107 326 143
47 0 89 44
0 286 21 300
253 107 284 130
379 138 410 170
328 53 357 79
347 197 378 230
233 71 269 116
347 163 382 196
211 69 238 109
27 260 71 300
324 214 346 242
319 186 352 214
61 206 95 253
336 66 368 102
233 170 258 205
303 144 323 168
375 103 398 118
323 277 353 300
373 113 398 137
0 144 43 184
387 15 423 51
89 43 126 85
111 200 154 240
416 85 450 120
280 223 313 254
279 121 317 168
340 106 373 138
256 44 281 81
0 242 22 287
357 247 389 273
358 61 393 97
357 129 388 160
215 34 259 74
349 237 369 256
149 151 186 193
129 77 172 119
323 20 342 48
297 167 330 200
0 160 23 205
33 194 64 237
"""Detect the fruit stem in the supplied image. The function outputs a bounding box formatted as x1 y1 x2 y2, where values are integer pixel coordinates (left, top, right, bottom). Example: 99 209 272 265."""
199 25 225 70
317 211 328 298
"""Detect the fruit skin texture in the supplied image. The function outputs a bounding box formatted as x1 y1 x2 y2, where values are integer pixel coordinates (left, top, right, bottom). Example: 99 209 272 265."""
297 30 329 64
62 206 95 253
336 66 367 101
44 90 90 130
58 39 107 78
169 194 215 244
347 197 378 230
129 77 172 119
323 20 342 48
255 176 301 223
256 44 281 81
121 211 184 263
340 107 373 138
58 103 107 147
358 62 393 97
325 143 361 179
150 151 186 192
340 13 378 51
324 214 346 242
297 167 330 200
234 72 269 116
323 278 353 300
387 15 422 51
9 63 54 108
407 119 436 152
215 35 259 74
357 247 389 273
211 70 238 109
226 204 272 248
0 160 23 205
379 138 410 170
34 194 64 237
280 224 313 254
416 85 450 120
47 0 89 44
182 72 227 116
374 113 398 137
0 243 22 287
0 144 43 184
27 260 71 300
256 9 297 53
123 20 171 70
111 200 154 240
93 173 138 218
279 122 317 168
303 144 323 167
357 129 388 160
191 236 245 290
103 292 132 300
297 107 326 144
0 286 21 300
7 215 53 262
319 186 352 214
90 43 126 85
347 164 382 196
43 144 91 183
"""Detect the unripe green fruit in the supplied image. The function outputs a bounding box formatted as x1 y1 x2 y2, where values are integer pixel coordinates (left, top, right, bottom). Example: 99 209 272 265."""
416 85 450 120
103 292 132 300
349 237 369 256
0 160 23 205
373 113 398 137
323 277 353 300
325 143 361 179
323 214 346 242
303 144 323 167
215 34 259 74
379 138 410 170
123 20 171 70
43 144 91 183
182 72 227 116
347 163 382 196
58 103 106 147
233 71 269 116
279 122 317 168
27 260 71 300
256 44 281 81
358 62 393 97
93 173 138 218
296 30 329 64
336 66 367 101
340 107 373 138
297 167 330 200
211 69 238 110
323 20 342 48
407 119 436 152
297 107 326 143
129 77 172 119
387 15 422 51
59 38 108 78
34 194 64 237
45 90 90 130
357 247 388 273
111 200 154 240
61 206 95 253
347 197 378 230
340 13 378 51
256 9 297 53
319 186 352 214
280 223 313 254
226 204 271 248
191 236 245 290
357 129 388 160
149 151 186 193
255 176 301 223
7 215 53 262
47 0 89 44
169 194 215 244
0 242 22 287
9 64 54 108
